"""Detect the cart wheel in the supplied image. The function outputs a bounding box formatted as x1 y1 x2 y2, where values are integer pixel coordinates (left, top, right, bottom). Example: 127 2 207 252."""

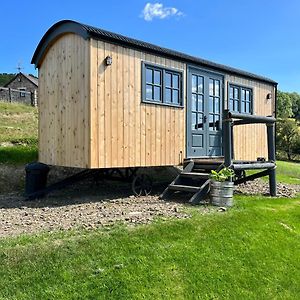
132 174 153 196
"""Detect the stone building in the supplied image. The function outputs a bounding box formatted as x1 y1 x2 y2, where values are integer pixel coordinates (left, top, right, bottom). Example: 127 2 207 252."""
0 72 38 106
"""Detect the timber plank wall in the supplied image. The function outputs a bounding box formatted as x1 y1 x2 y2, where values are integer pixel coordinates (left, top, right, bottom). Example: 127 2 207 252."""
38 33 274 168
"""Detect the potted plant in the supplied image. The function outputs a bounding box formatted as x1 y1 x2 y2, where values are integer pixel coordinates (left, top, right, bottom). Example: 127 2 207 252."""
210 167 235 207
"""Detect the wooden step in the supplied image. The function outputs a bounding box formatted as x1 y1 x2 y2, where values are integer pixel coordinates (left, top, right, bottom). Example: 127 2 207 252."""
168 184 200 193
180 172 210 178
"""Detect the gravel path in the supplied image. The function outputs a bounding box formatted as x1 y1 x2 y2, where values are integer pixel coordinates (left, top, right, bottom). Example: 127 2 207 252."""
0 168 299 238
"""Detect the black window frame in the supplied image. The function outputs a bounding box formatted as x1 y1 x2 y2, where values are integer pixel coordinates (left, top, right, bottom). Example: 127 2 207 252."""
142 62 183 108
228 83 253 114
19 87 26 97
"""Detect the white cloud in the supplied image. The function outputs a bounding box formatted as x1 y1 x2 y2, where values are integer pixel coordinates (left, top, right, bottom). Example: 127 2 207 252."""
141 3 184 21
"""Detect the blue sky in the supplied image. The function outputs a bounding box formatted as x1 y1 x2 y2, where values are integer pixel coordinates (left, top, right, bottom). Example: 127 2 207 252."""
0 0 299 92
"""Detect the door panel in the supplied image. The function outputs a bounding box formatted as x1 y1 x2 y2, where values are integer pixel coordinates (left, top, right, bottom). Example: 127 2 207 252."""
187 68 223 157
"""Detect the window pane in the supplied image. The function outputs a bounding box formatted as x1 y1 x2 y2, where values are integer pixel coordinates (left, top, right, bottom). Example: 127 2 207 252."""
209 96 214 113
234 100 239 112
154 86 161 101
192 94 197 111
215 80 220 96
192 75 197 93
172 90 179 104
215 115 220 131
146 84 153 100
154 70 161 85
241 89 245 101
245 90 250 101
229 87 234 99
229 99 234 111
209 79 214 96
198 76 204 93
198 95 204 112
234 88 239 99
209 114 214 131
165 88 172 103
192 113 197 130
173 74 179 89
165 73 172 87
215 98 220 113
197 113 203 130
241 101 245 113
146 68 153 84
246 102 251 113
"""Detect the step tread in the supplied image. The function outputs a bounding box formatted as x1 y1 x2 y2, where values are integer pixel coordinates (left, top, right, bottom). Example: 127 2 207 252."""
169 184 201 192
181 172 210 177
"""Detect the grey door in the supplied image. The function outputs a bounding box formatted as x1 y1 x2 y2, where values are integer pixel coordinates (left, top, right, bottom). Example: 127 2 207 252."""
187 68 223 157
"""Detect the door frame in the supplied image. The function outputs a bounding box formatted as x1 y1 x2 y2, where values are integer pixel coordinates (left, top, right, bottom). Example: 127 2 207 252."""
186 65 225 158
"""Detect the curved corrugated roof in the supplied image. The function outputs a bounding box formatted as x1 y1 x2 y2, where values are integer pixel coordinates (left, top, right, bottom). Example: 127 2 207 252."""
32 20 277 85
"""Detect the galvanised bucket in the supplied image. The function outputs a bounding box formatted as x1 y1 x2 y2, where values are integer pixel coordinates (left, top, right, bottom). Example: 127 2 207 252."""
210 181 234 207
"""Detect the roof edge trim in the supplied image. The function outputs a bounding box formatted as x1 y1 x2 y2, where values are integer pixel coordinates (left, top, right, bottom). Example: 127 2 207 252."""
31 20 89 68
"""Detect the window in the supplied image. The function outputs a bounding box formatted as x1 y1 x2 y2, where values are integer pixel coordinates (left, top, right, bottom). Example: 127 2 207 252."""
142 63 183 107
19 87 26 97
229 84 253 114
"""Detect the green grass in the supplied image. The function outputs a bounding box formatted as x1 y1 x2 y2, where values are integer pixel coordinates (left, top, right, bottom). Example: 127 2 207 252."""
248 160 300 185
0 195 300 299
0 101 38 165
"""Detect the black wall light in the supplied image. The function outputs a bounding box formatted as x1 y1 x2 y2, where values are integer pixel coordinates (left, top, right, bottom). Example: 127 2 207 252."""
105 56 112 65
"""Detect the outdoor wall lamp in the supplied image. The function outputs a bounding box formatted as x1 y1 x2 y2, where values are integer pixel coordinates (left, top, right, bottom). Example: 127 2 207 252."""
105 56 112 66
266 93 272 100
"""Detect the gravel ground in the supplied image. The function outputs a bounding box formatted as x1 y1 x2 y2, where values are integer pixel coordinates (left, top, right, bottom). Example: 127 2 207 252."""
0 165 299 238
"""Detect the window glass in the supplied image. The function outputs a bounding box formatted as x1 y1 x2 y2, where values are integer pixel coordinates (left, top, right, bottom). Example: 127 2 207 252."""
192 94 197 111
209 79 214 96
146 85 152 100
198 76 204 93
198 95 204 112
215 98 220 113
209 114 214 131
165 88 172 103
144 63 182 106
154 86 161 101
229 84 253 114
192 113 197 130
209 96 214 113
192 75 197 93
172 90 179 104
215 80 220 97
165 73 172 87
198 113 203 129
146 68 153 83
173 74 179 89
154 70 161 85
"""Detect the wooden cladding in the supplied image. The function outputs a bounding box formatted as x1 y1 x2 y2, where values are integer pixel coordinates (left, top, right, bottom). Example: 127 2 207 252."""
38 34 90 168
38 33 275 168
89 38 186 168
38 34 185 168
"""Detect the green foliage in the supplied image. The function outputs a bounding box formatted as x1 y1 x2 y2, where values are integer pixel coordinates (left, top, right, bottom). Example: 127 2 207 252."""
276 118 300 160
0 73 15 86
0 196 300 299
277 90 300 119
210 167 235 182
277 91 293 118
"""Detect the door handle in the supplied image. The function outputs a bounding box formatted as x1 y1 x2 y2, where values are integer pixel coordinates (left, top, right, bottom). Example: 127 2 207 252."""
203 115 207 123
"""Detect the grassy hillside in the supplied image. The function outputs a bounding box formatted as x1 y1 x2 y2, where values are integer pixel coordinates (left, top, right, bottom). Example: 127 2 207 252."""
0 73 15 86
0 101 38 164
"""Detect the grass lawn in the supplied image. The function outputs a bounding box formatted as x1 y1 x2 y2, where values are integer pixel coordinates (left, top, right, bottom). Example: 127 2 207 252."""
0 101 38 164
0 195 300 299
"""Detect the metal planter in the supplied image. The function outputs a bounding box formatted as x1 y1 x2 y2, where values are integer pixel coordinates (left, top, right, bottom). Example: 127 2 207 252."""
210 180 234 207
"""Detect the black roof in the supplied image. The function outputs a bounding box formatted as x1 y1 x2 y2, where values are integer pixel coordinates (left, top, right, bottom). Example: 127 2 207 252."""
32 20 277 85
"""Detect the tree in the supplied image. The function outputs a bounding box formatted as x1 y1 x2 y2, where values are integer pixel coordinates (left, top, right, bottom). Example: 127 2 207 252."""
276 118 300 160
276 91 293 118
289 92 300 120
